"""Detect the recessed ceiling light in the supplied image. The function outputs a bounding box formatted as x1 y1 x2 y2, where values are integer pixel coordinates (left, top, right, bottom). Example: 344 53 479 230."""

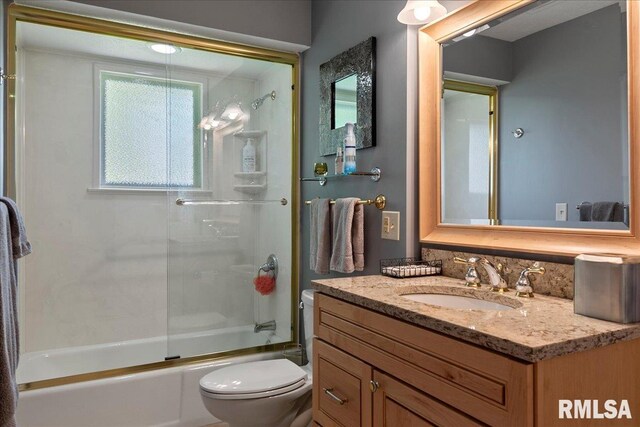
149 43 180 54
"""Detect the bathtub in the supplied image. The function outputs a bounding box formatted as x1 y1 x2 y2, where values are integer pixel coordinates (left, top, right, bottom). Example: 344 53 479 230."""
16 327 288 427
17 325 283 384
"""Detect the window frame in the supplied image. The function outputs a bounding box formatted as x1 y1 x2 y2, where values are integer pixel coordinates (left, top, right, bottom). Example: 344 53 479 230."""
92 63 207 192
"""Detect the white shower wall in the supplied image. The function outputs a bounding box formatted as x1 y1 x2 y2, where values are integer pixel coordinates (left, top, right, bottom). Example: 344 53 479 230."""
18 45 292 357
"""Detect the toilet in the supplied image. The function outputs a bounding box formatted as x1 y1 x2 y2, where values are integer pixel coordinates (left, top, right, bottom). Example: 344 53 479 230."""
199 289 316 427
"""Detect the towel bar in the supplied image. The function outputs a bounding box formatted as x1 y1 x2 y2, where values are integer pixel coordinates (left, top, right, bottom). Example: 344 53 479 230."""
576 202 629 210
304 194 386 210
176 198 288 206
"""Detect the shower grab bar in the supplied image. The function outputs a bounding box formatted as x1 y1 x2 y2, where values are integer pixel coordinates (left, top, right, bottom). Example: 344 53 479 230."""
176 198 288 206
304 194 386 210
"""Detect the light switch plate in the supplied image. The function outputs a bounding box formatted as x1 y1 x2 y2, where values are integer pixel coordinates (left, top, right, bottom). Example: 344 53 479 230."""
381 211 400 240
556 203 568 221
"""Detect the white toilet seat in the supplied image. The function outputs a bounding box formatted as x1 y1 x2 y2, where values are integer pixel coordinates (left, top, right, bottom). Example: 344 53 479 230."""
201 377 308 400
199 359 308 401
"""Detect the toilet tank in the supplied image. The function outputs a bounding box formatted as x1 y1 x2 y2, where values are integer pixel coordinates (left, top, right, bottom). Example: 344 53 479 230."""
301 289 316 364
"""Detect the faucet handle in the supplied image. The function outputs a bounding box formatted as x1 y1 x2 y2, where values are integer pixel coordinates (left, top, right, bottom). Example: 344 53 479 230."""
454 256 480 265
515 262 545 298
526 262 546 276
453 257 481 288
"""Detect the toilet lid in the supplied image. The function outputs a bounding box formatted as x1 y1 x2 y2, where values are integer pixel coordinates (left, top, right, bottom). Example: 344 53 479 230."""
200 377 308 400
200 359 308 395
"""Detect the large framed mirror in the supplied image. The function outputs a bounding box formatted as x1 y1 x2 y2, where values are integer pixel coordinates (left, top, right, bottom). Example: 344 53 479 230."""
419 0 640 256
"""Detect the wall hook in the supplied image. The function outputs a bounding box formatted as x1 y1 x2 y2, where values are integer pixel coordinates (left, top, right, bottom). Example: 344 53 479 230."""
512 128 524 139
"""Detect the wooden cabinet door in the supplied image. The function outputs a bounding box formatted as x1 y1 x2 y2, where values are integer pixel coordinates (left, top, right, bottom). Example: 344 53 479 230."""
313 339 373 426
372 371 483 427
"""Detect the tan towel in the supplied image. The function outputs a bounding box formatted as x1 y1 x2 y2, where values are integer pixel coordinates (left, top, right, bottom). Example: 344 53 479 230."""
310 198 331 274
330 198 364 273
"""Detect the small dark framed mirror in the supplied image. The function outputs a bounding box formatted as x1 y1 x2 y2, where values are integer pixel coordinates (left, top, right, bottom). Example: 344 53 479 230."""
320 37 376 155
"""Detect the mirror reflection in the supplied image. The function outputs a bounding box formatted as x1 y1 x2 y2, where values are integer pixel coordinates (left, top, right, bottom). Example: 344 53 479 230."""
442 81 497 224
332 74 358 129
441 0 629 230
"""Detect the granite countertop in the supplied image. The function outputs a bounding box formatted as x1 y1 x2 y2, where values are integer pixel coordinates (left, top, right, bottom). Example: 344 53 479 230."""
312 275 640 362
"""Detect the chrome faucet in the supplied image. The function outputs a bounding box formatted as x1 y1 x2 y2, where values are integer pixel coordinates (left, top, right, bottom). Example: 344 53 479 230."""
478 258 509 293
453 257 482 287
254 320 276 333
455 256 508 292
515 263 545 298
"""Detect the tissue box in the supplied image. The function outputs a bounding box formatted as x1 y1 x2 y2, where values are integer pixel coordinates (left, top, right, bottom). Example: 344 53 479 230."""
574 253 640 323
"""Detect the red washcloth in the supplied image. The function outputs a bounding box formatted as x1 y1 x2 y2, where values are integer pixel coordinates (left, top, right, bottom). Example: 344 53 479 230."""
253 275 276 295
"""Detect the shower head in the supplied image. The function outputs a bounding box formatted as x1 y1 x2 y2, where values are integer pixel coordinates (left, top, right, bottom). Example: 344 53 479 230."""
251 90 276 110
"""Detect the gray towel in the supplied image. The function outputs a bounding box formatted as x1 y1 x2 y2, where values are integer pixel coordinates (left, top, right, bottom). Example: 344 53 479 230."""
0 198 32 259
310 198 331 275
591 201 622 222
578 202 592 221
0 198 30 427
330 198 364 273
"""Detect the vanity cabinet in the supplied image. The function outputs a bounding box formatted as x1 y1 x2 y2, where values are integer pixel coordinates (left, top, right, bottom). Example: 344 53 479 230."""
312 293 533 426
312 293 640 426
313 339 481 427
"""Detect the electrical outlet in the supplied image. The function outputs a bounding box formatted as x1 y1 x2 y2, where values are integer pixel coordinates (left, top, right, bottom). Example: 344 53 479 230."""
381 211 400 240
555 203 568 221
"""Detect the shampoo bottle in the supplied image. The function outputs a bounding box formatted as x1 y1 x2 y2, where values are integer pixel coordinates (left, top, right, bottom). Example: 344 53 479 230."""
343 123 357 175
242 138 256 173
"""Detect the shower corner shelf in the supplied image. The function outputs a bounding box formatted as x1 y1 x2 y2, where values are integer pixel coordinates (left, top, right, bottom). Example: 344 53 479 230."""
233 184 267 194
233 130 268 192
233 171 267 179
234 130 266 140
300 167 382 186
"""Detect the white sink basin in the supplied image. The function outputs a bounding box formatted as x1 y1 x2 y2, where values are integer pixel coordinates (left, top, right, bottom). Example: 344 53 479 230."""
402 293 514 311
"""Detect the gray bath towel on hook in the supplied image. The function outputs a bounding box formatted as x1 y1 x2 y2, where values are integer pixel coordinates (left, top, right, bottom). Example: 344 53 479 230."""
0 197 31 427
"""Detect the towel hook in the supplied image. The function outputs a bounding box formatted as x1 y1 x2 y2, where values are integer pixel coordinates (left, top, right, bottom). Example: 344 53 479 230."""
512 128 524 139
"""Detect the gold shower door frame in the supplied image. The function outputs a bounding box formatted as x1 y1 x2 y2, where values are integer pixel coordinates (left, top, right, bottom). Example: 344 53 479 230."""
6 4 300 391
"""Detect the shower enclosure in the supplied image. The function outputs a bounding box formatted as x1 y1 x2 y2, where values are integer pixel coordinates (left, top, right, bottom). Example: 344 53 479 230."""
7 6 298 388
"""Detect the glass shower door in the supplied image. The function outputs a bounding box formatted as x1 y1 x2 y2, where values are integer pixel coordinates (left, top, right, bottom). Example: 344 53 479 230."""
11 6 298 387
14 22 176 383
166 48 294 360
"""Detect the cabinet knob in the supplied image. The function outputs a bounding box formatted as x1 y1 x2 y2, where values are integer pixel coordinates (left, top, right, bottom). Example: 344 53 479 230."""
369 380 379 393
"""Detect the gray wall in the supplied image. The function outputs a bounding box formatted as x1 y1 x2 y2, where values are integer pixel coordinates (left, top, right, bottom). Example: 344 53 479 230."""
444 35 513 82
499 5 627 222
69 0 312 46
300 0 409 290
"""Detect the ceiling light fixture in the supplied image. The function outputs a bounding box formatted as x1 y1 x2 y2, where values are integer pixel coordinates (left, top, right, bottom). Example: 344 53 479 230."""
397 1 447 25
199 99 246 131
222 100 245 121
149 43 180 54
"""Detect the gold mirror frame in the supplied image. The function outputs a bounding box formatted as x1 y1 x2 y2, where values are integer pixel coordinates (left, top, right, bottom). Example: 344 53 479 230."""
419 0 640 257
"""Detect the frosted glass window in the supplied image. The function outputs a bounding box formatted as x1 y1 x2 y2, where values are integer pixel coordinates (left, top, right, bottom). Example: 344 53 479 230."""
100 71 202 188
